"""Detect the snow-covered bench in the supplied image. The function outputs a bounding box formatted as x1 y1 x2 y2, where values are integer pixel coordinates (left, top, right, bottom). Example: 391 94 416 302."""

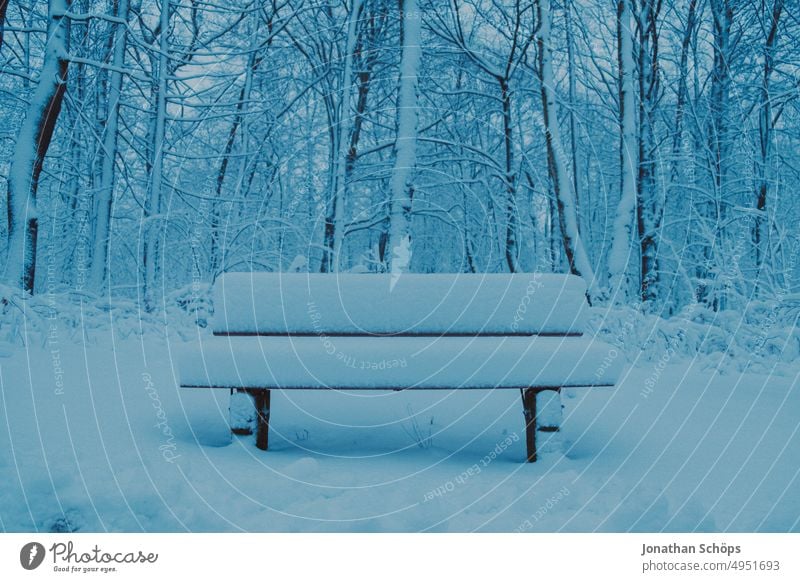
178 273 621 462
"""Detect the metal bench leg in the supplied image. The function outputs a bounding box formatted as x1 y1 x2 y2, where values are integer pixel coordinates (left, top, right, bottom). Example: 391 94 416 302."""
247 389 271 451
522 388 563 462
522 388 538 462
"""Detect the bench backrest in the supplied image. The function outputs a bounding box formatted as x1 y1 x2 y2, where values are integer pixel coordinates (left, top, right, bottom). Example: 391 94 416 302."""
212 273 588 336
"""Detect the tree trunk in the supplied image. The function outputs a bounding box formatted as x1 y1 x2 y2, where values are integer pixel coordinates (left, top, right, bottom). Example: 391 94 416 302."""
88 0 130 292
60 11 88 287
564 0 588 259
670 0 697 186
754 0 783 289
536 0 597 299
500 78 520 273
321 0 363 273
387 0 421 276
143 0 170 311
637 0 662 306
210 47 258 278
346 11 382 181
4 0 71 294
706 0 733 310
607 0 637 302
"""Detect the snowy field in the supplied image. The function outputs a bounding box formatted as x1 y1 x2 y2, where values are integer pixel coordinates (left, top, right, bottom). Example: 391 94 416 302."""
1 329 798 532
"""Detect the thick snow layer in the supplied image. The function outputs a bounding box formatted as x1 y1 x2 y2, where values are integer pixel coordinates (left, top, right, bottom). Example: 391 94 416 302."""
178 336 620 389
1 332 798 532
588 301 800 373
212 273 588 335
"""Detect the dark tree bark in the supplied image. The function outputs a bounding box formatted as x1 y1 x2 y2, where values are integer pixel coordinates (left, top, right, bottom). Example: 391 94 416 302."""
754 0 784 284
0 0 9 50
4 0 71 294
636 0 663 305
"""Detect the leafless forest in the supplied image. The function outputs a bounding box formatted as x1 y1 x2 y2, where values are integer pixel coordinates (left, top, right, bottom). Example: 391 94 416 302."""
1 0 798 315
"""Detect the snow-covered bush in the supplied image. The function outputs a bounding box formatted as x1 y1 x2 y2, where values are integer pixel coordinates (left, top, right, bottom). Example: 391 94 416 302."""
0 283 213 346
588 300 800 374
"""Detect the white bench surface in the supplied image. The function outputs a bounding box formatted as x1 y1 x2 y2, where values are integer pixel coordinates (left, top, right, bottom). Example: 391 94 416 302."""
211 273 587 336
178 336 621 390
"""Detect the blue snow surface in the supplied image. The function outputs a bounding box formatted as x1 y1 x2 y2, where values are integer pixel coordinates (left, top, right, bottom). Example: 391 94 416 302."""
0 326 798 532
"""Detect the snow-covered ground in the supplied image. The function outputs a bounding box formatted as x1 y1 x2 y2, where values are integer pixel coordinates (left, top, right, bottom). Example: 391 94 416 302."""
1 329 798 532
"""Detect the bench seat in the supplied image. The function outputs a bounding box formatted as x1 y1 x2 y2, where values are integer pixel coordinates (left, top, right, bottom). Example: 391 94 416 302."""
179 336 618 390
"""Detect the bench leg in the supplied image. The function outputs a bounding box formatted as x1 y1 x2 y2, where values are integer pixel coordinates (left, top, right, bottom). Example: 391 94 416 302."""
522 389 538 462
522 388 562 462
247 389 271 451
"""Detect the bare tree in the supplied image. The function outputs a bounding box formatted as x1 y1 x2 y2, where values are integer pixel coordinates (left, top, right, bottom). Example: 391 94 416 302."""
386 0 422 274
636 0 662 305
88 0 130 292
316 0 364 273
429 0 534 273
535 0 598 298
607 0 637 302
753 0 784 286
4 0 71 294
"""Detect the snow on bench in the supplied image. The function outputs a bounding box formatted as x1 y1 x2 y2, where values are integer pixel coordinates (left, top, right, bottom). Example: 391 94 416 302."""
211 272 588 336
178 273 622 461
180 337 613 389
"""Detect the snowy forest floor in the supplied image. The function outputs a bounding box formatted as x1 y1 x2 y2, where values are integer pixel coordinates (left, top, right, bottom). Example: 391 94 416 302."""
1 319 798 532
